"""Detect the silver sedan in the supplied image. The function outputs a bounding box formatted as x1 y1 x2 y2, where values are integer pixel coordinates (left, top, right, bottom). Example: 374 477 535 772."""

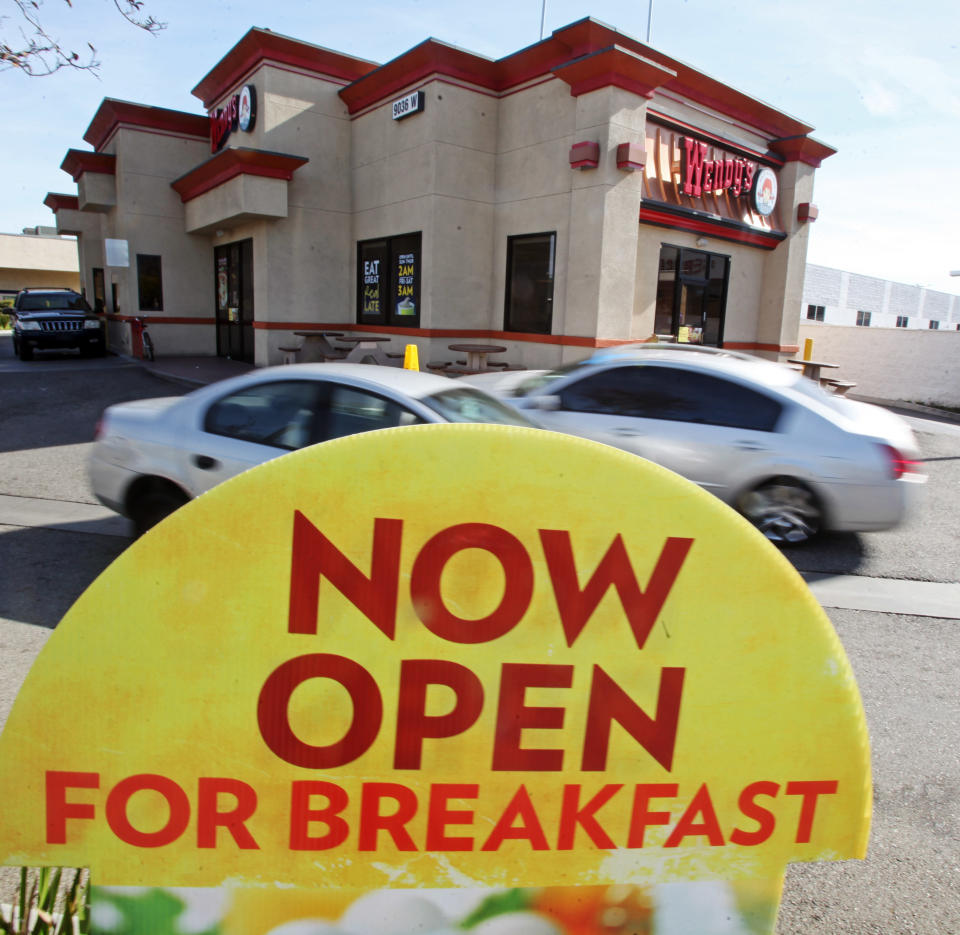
90 363 537 535
461 346 926 544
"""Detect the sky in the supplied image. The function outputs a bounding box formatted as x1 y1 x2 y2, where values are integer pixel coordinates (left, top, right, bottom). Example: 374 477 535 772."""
2 0 959 295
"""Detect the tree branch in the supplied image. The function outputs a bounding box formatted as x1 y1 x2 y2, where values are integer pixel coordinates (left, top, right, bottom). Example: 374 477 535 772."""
0 0 165 76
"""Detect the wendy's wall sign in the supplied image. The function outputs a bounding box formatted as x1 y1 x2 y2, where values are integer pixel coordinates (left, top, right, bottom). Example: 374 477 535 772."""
0 425 870 935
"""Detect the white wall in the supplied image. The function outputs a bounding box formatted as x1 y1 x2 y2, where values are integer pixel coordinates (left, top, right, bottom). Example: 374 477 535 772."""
798 322 960 407
802 264 960 330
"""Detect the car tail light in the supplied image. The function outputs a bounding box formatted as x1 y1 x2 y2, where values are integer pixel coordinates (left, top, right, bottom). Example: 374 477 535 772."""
94 418 104 440
879 444 923 479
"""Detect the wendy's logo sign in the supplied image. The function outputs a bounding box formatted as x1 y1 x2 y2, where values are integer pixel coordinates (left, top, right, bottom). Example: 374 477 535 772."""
753 166 779 216
680 136 766 202
210 84 257 152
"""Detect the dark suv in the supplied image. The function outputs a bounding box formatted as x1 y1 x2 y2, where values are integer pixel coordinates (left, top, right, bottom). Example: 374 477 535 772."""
11 288 106 361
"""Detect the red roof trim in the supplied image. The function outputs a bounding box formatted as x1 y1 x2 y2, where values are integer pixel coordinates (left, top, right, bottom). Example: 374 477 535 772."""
193 28 378 109
337 17 821 142
769 135 837 167
171 147 309 202
639 205 785 249
44 192 80 212
339 38 499 114
60 149 116 181
552 45 675 98
84 99 209 151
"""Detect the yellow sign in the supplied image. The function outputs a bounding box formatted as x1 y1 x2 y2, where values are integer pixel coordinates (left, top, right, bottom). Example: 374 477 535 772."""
0 425 870 932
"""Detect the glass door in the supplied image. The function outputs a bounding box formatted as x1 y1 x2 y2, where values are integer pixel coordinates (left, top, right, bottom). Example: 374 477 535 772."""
654 245 729 346
214 239 254 363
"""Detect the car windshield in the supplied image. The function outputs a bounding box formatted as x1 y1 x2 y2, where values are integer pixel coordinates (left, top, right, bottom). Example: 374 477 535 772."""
19 293 89 311
420 387 537 427
511 360 590 396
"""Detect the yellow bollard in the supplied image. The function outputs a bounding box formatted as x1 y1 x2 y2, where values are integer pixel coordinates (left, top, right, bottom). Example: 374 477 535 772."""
803 338 813 361
403 343 420 370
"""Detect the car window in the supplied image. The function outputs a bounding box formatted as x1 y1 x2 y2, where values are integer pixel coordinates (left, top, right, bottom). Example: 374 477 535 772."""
18 292 89 311
420 387 537 426
204 380 323 450
319 386 425 441
511 360 589 397
559 364 783 431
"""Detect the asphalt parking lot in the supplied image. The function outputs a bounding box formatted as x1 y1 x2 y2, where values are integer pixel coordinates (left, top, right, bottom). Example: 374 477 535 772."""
1 335 958 933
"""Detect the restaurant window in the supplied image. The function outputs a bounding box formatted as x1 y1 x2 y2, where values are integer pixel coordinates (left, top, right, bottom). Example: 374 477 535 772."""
357 233 421 327
136 254 163 311
929 320 940 330
896 316 909 328
856 310 871 327
504 232 555 334
655 244 729 345
807 304 825 321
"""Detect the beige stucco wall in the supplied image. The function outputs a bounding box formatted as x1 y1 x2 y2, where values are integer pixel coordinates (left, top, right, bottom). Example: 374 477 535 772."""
799 322 960 406
757 161 815 352
81 128 214 354
78 172 116 212
0 233 80 293
241 66 356 328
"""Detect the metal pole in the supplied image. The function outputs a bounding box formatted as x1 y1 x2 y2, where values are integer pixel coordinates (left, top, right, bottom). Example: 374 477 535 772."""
646 0 654 43
540 0 546 40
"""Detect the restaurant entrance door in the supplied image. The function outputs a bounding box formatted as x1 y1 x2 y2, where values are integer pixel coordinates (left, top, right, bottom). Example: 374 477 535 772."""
214 239 254 363
654 245 729 346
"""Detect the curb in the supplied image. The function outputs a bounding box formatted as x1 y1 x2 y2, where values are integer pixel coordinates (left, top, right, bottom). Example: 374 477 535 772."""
849 394 960 425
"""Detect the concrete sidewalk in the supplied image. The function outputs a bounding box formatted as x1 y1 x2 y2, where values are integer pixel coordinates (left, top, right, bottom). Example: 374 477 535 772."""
138 354 254 387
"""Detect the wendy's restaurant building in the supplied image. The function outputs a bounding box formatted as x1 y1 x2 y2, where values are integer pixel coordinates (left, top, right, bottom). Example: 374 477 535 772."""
45 17 835 369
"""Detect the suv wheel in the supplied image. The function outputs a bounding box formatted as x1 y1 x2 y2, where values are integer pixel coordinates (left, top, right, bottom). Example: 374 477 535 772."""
18 341 33 361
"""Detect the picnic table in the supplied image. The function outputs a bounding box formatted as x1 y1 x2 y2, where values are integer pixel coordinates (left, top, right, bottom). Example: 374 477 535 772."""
337 335 393 365
293 331 346 362
447 343 507 372
787 357 839 383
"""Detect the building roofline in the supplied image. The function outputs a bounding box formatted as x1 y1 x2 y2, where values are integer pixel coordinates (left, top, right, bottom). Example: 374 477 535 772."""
60 149 116 181
84 98 209 151
170 146 309 202
192 27 379 109
337 17 820 142
44 193 80 212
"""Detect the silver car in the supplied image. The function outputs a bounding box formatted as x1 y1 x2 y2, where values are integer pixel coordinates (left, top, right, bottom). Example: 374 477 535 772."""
461 345 925 544
90 363 537 535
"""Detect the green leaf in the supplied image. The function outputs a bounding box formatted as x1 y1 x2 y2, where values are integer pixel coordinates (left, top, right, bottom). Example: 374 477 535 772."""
460 890 533 929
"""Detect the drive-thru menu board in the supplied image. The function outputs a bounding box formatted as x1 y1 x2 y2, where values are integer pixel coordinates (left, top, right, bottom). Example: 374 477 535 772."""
0 424 870 934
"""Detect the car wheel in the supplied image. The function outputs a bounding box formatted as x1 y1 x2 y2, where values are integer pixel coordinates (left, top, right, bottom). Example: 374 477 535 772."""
129 481 190 537
737 478 822 545
18 341 33 361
